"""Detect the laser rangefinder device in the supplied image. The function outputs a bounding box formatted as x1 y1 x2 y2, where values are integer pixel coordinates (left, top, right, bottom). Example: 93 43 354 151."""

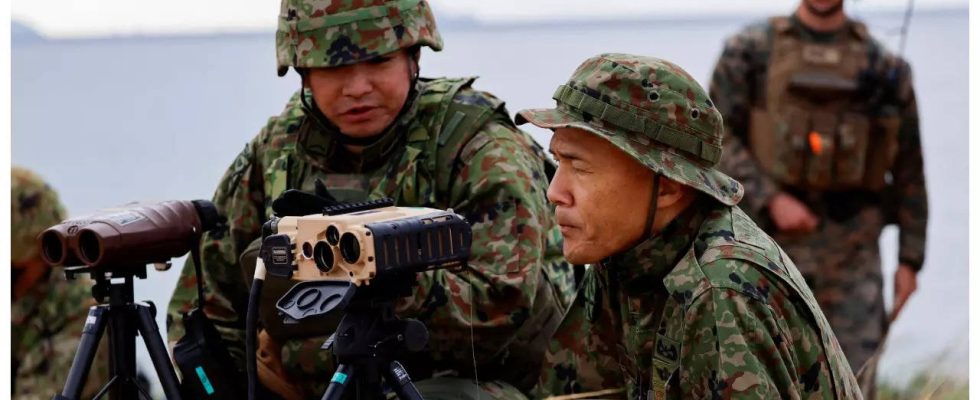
260 198 472 287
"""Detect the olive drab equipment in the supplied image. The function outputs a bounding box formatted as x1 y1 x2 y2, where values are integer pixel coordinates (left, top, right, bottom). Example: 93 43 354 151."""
749 17 901 191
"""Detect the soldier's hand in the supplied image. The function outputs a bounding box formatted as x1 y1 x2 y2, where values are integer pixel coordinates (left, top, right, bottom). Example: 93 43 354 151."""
768 192 819 233
890 264 918 322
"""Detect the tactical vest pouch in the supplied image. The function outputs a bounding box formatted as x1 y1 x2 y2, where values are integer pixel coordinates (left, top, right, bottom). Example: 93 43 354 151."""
173 308 245 399
749 106 808 186
751 106 881 190
805 110 838 187
788 71 859 101
835 112 872 186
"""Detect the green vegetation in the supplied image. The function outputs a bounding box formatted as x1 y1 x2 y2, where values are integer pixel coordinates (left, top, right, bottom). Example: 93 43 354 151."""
878 372 968 400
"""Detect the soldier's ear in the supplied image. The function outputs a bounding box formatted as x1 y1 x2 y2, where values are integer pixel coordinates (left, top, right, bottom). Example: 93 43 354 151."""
655 177 691 210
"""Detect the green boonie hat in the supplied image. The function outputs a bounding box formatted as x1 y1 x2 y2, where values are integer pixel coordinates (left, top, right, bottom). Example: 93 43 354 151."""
276 0 444 76
11 166 66 264
516 53 743 206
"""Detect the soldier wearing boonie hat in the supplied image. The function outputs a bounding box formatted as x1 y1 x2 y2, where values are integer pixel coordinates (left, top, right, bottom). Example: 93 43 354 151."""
520 53 861 399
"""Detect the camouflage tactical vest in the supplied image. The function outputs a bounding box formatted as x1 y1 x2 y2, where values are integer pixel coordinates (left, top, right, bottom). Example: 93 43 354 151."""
749 17 900 191
646 207 859 399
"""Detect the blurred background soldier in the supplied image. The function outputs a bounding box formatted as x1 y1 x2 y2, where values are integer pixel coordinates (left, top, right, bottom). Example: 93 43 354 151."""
709 0 928 396
166 0 573 398
11 166 108 399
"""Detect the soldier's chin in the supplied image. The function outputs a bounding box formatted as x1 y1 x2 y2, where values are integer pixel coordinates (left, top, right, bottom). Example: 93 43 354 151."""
562 244 604 265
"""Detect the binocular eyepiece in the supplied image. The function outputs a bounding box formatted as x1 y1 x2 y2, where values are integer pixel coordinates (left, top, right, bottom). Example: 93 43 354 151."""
40 200 219 269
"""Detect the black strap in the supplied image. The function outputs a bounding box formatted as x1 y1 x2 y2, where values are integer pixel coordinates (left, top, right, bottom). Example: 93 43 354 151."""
191 240 206 310
641 174 661 240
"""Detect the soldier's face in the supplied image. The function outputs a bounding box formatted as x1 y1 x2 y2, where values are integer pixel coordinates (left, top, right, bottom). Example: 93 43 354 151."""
547 128 655 264
306 50 414 138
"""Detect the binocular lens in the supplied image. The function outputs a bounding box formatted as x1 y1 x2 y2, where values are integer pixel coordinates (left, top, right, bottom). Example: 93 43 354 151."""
40 231 66 265
314 242 334 273
77 230 103 265
340 233 360 264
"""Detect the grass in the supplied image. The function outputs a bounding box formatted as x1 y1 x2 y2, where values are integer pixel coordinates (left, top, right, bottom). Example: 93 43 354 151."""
878 372 968 400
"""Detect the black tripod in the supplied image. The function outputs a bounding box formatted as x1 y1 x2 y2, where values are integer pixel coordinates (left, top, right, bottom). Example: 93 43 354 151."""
277 279 429 400
55 265 182 400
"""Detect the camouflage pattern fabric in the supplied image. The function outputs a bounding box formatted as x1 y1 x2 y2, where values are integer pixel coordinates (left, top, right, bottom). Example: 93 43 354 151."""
11 167 108 399
516 54 744 207
709 16 928 393
11 272 108 400
166 77 572 398
532 201 862 399
517 54 859 398
276 0 443 75
11 166 65 264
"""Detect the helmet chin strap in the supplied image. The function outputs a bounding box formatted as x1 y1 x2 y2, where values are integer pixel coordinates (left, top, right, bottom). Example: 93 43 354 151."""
604 173 661 267
297 49 422 147
641 173 661 240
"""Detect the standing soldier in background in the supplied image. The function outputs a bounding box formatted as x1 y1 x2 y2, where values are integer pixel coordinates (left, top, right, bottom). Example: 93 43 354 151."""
709 0 928 396
166 0 573 398
11 166 107 399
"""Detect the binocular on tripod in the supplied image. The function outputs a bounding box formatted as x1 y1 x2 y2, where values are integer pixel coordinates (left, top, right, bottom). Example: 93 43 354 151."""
39 200 219 269
39 199 221 400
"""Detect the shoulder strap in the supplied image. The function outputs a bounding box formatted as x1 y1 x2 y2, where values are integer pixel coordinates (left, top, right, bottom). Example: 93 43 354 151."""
258 91 307 216
411 77 508 201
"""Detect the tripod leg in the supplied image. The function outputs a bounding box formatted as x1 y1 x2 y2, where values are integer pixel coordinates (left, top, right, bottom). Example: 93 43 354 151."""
384 361 423 400
134 304 183 400
108 305 141 399
321 364 354 400
56 306 110 400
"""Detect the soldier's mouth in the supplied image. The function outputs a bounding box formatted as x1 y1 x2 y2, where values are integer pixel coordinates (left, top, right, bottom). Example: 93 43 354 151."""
339 106 381 122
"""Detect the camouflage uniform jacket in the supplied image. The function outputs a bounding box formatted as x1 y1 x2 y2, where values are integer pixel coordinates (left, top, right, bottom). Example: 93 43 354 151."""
12 271 107 400
533 200 861 399
167 76 572 396
709 16 928 270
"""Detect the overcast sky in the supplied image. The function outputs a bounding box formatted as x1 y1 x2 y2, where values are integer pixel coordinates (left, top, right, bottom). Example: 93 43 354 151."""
12 0 968 38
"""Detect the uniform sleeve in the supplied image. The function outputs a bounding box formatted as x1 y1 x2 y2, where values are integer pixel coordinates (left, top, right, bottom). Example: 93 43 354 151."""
709 30 780 216
166 131 268 366
677 286 816 398
400 119 555 371
888 60 929 271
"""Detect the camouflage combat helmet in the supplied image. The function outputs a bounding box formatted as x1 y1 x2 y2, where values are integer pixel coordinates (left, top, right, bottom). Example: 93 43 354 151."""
276 0 444 76
517 53 744 205
11 167 65 264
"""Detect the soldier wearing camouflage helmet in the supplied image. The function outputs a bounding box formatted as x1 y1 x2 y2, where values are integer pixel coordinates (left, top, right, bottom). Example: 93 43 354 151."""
709 2 928 396
517 54 861 399
166 0 573 398
11 166 108 399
